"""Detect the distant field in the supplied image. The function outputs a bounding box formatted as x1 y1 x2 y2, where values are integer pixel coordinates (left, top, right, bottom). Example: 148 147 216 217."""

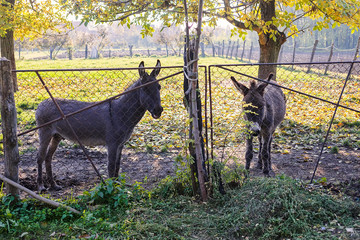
16 56 243 70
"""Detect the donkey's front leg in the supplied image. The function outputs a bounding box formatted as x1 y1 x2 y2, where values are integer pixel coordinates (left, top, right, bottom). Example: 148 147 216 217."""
114 145 124 178
260 135 272 176
107 143 121 178
245 136 253 170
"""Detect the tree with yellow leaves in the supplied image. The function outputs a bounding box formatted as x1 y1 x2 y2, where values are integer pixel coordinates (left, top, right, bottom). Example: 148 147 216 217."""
62 0 360 78
0 0 70 88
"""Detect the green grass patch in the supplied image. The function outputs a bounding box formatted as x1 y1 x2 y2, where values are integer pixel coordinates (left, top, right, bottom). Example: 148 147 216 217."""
1 176 359 239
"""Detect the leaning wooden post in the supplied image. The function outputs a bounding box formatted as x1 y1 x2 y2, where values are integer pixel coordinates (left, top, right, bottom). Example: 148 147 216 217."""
307 39 318 73
353 36 360 61
0 57 20 198
324 42 334 75
183 0 207 202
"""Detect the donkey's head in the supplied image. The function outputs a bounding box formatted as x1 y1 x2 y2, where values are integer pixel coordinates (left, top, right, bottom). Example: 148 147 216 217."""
138 60 163 119
231 74 273 136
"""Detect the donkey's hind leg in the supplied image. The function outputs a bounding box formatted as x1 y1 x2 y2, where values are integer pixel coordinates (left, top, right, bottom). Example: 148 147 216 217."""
37 128 52 192
245 136 253 170
45 134 62 190
256 135 263 169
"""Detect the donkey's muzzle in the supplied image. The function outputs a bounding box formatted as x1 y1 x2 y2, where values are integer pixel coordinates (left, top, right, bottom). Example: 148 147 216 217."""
151 106 163 119
249 122 261 136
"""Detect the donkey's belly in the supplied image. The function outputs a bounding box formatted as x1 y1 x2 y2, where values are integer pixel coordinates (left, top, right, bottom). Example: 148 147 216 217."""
58 130 107 146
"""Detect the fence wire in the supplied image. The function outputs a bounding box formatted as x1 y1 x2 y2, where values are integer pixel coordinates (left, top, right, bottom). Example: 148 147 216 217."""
0 61 359 199
0 65 208 197
207 62 360 183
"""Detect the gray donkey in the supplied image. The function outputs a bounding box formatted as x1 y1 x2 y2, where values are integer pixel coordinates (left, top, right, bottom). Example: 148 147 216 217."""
36 60 163 191
231 74 286 176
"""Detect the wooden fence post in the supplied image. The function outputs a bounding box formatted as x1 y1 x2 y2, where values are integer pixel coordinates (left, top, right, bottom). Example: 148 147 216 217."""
0 57 20 197
200 42 205 57
85 44 88 59
128 44 133 57
248 42 253 62
229 41 235 59
222 40 225 57
307 39 318 73
291 40 297 69
353 36 360 61
324 42 334 75
241 40 246 61
235 39 239 60
278 46 283 62
226 40 231 58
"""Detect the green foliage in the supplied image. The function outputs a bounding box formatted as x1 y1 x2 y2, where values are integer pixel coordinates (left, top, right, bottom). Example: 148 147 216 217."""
0 177 359 239
81 175 147 209
330 146 339 154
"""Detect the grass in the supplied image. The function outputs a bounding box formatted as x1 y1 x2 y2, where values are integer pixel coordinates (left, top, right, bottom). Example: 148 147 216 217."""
0 176 359 239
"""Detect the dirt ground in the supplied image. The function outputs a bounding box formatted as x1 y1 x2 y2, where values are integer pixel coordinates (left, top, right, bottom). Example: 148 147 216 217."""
0 139 357 201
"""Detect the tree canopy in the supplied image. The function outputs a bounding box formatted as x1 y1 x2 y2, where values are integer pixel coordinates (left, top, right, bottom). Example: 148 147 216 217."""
0 0 70 40
61 0 360 77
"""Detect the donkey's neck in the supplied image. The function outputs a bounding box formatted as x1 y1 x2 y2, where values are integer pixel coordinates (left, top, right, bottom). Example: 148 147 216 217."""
111 80 146 127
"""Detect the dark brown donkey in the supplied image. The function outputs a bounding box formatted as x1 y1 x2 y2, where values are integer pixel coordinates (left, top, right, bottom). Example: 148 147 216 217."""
36 60 163 191
231 74 286 176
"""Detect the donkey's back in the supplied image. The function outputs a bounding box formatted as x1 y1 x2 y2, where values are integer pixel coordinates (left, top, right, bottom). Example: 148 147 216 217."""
36 98 108 146
263 81 286 130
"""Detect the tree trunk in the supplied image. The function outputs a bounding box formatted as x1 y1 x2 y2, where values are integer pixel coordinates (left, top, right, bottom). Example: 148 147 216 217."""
0 28 17 91
256 0 286 79
0 58 20 198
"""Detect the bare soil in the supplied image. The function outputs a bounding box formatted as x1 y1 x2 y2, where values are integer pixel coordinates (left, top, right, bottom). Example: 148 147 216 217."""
1 141 357 201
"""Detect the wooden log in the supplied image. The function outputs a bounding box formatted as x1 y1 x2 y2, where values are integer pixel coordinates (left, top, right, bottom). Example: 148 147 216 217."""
0 173 81 215
0 57 20 197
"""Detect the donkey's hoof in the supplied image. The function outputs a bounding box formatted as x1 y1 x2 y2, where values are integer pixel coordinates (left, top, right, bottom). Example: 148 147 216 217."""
49 184 62 191
38 185 47 193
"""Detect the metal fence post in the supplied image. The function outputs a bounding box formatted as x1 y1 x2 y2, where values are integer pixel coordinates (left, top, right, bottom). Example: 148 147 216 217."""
0 57 20 197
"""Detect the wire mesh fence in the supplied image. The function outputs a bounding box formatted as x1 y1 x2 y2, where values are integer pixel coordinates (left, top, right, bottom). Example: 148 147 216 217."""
207 62 360 183
1 61 359 199
0 64 210 197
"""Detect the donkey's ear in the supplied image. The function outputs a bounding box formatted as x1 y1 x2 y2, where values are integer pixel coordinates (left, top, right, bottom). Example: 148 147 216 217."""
257 82 268 96
231 76 249 96
267 73 274 82
257 73 272 95
138 61 145 77
151 59 161 77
